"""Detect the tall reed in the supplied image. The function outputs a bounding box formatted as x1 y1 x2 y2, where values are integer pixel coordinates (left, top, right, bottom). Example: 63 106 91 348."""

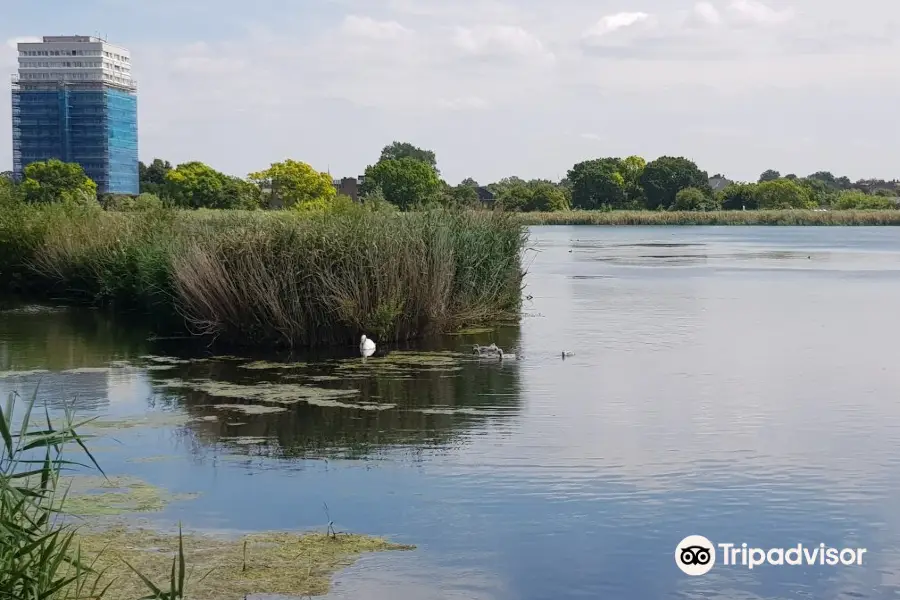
0 203 526 348
170 208 525 347
0 388 189 599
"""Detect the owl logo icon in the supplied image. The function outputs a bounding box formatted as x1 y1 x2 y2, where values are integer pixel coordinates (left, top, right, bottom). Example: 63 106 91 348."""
675 535 716 576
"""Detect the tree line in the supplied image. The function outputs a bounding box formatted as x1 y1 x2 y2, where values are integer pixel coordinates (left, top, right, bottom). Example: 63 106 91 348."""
3 141 898 212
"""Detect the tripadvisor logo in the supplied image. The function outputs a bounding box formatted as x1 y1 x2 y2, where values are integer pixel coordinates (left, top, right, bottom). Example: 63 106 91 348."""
675 535 868 575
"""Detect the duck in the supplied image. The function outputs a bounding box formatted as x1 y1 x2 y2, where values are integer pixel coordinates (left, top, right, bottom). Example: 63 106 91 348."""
561 351 574 358
360 335 376 355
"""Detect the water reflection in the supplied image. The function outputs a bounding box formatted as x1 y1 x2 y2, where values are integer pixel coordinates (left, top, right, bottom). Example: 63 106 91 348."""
5 226 900 599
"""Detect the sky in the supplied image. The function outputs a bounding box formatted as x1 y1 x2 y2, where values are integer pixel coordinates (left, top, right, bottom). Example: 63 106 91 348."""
1 0 898 185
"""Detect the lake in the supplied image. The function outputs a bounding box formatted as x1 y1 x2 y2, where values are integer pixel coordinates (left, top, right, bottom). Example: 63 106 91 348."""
2 225 900 599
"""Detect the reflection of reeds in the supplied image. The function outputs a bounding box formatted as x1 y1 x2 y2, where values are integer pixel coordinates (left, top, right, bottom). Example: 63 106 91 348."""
516 209 900 226
166 349 523 460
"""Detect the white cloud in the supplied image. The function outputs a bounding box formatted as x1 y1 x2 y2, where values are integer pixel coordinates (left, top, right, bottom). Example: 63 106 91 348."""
728 0 794 25
5 36 41 50
583 12 652 38
453 25 554 63
693 2 723 25
340 15 413 40
437 97 490 111
2 0 900 186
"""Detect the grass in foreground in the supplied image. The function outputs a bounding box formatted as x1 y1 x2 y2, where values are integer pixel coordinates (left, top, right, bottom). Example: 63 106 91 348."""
516 209 900 226
0 202 525 348
0 387 413 599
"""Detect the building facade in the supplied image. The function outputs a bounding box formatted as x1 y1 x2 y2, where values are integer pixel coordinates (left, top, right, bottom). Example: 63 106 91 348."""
11 36 138 195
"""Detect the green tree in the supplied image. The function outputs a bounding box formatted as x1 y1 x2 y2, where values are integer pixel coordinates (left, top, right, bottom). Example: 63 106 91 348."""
248 159 335 208
673 187 720 211
568 158 627 209
486 176 526 198
755 179 816 209
873 188 897 198
526 181 569 212
379 142 439 173
18 159 97 204
718 182 758 210
758 169 781 182
139 158 172 195
798 177 837 207
640 156 710 210
835 190 897 209
446 184 480 208
459 177 479 188
165 162 259 209
784 173 798 180
0 175 16 205
619 155 647 206
363 157 442 210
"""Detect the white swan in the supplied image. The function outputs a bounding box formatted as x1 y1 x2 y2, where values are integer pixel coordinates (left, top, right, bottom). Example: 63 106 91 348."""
360 335 376 356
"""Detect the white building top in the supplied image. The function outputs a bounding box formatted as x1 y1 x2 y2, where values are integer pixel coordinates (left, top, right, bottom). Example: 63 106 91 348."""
15 35 135 90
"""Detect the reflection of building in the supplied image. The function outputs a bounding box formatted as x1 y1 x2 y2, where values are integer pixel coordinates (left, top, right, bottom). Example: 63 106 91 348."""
11 35 139 195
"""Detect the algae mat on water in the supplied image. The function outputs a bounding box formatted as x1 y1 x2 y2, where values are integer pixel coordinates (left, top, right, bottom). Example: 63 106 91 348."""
59 475 199 517
73 526 415 600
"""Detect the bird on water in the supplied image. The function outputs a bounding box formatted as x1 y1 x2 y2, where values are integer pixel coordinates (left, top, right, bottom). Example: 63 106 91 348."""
360 335 376 356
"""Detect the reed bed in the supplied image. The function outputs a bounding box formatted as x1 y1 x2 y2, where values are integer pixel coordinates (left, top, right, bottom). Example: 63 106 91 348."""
0 203 525 348
517 209 900 226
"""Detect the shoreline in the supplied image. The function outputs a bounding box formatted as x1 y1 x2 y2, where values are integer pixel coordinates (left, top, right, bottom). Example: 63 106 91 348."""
514 209 900 226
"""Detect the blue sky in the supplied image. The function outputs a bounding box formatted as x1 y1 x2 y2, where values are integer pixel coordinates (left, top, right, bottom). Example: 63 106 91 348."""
2 0 899 185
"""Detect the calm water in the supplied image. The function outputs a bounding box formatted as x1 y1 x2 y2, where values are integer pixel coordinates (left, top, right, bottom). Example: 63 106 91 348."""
2 225 900 599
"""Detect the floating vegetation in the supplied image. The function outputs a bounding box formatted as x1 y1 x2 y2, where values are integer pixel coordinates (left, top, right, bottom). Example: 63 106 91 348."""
447 327 496 336
228 436 271 445
141 355 206 365
80 411 191 432
212 404 288 415
330 351 470 379
126 455 181 464
157 379 368 407
191 415 219 423
0 304 68 315
58 475 199 517
413 407 491 415
72 526 415 600
0 369 49 378
238 360 306 370
61 367 113 374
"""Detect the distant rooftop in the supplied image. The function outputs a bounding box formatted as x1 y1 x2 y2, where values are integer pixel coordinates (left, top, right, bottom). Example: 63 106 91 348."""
42 36 102 43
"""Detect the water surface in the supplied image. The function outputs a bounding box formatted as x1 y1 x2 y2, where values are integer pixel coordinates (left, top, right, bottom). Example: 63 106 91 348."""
2 225 900 599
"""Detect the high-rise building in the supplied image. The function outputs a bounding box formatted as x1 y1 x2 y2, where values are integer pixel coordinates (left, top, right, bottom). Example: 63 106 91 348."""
11 36 138 195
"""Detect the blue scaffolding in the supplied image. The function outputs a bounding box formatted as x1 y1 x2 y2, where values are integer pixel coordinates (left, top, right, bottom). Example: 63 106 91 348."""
11 75 139 195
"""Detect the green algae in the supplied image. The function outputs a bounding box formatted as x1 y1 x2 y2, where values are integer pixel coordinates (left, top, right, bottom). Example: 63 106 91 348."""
237 360 307 370
0 369 49 378
57 475 199 517
80 411 191 432
72 526 414 600
228 436 271 445
447 326 496 336
126 455 180 464
212 403 288 415
61 367 113 374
